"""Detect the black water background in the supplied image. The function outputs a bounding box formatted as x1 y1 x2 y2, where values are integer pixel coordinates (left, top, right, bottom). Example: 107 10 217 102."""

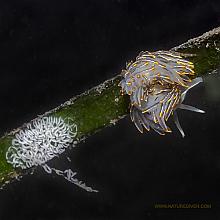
0 0 220 219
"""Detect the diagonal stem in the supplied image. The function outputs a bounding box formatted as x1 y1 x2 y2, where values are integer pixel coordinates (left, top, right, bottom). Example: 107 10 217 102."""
0 27 220 186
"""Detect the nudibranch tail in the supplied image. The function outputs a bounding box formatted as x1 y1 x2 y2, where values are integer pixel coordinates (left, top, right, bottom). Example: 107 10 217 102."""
119 50 204 137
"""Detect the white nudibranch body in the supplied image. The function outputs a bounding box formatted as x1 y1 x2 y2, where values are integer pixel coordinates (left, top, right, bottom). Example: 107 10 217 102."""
6 116 98 192
119 51 205 137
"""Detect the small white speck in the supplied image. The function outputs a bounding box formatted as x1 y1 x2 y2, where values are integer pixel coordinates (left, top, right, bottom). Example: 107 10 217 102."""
110 119 117 125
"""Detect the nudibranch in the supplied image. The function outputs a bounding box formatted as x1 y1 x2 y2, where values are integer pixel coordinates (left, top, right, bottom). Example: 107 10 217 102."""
119 51 204 137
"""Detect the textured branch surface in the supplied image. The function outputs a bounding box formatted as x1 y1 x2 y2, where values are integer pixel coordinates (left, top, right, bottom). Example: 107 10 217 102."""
0 27 220 185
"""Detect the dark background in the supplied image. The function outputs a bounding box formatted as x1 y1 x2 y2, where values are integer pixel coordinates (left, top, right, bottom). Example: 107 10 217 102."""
0 0 220 219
